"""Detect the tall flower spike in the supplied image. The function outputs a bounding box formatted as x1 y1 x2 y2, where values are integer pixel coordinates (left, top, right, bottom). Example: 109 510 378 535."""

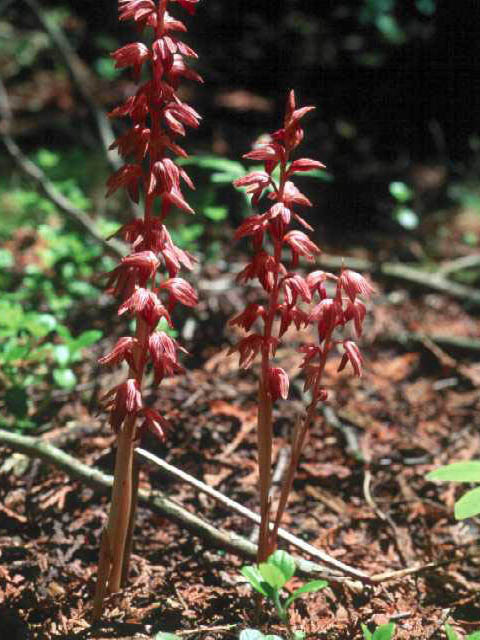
93 0 202 620
231 91 373 562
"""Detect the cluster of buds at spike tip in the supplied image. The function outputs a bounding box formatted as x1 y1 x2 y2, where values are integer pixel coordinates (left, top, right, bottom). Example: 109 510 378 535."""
93 0 201 617
100 0 201 440
230 91 373 561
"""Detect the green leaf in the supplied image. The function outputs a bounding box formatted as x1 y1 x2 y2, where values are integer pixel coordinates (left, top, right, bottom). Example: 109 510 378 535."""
241 565 269 596
428 462 480 484
445 624 460 640
53 368 77 389
203 206 228 221
155 633 180 640
389 181 413 203
467 633 480 640
361 624 373 640
265 635 285 640
372 622 396 640
455 487 480 520
259 562 287 589
268 550 296 584
292 631 306 640
53 345 71 367
285 580 328 608
416 0 436 15
72 330 102 350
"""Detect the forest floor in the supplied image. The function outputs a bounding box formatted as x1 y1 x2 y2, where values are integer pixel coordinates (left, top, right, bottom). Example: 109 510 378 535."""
1 241 480 640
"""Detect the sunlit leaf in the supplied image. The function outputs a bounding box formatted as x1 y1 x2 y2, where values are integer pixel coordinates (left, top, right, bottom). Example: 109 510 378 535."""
259 562 287 589
267 550 296 583
285 580 328 608
427 462 480 484
454 487 480 520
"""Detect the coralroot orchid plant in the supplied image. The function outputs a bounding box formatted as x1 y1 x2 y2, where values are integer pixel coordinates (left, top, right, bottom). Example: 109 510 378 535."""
93 0 201 618
230 92 373 563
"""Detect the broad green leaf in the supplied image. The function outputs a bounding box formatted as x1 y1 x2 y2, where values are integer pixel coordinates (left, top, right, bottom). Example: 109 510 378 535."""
361 624 373 640
292 632 306 640
53 368 77 389
268 550 296 583
455 487 480 520
239 630 265 640
72 330 102 350
259 562 286 589
265 635 285 640
285 580 328 608
467 633 480 640
445 624 460 640
241 565 268 596
372 622 396 640
203 206 228 221
155 633 179 640
427 462 480 484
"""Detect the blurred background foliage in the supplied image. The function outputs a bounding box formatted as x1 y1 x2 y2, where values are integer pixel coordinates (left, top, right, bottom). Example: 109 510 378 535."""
0 0 479 430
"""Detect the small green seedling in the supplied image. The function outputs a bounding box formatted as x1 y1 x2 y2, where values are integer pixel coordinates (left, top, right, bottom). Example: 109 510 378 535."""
361 622 396 640
427 461 480 520
445 623 480 640
241 550 327 639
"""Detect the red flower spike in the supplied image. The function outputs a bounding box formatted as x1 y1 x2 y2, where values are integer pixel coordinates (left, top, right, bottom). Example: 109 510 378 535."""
95 0 203 614
228 91 372 565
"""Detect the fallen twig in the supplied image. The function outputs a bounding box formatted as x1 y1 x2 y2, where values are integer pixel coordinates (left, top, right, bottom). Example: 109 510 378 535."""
375 332 480 356
0 79 124 259
22 0 120 171
0 429 368 587
135 447 367 581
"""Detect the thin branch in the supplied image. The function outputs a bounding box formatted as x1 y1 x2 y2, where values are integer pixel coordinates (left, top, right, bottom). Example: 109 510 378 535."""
0 428 367 587
0 78 124 260
375 332 480 356
22 0 120 171
135 447 368 581
438 254 480 276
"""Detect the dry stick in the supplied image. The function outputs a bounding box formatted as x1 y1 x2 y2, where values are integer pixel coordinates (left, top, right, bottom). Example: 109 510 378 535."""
22 0 120 172
0 79 124 260
0 429 447 587
135 447 367 581
297 254 480 308
0 429 365 583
